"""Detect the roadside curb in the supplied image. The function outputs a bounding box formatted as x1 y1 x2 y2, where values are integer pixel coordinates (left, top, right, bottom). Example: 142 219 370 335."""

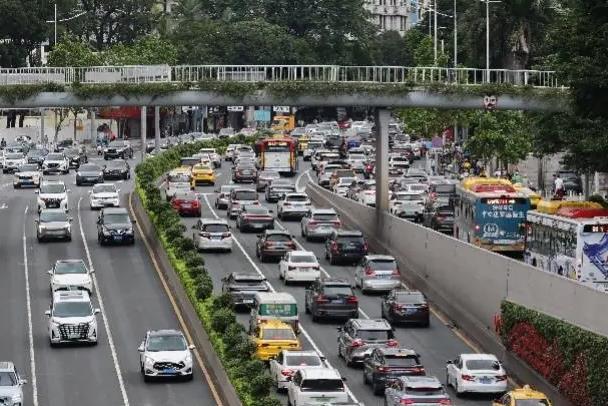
130 191 243 406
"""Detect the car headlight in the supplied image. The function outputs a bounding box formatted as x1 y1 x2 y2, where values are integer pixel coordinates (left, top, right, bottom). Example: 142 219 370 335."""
185 353 192 363
144 356 155 367
102 227 111 236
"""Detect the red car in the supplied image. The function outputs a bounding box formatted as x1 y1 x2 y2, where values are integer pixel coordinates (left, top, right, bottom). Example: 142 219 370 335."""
171 191 201 216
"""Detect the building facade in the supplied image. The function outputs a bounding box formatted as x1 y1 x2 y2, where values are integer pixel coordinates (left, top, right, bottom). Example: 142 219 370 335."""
365 0 428 35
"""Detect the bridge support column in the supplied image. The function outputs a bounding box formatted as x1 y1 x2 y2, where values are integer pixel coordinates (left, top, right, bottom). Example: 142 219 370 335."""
89 110 95 143
154 106 160 152
374 108 390 217
140 106 147 161
40 108 45 144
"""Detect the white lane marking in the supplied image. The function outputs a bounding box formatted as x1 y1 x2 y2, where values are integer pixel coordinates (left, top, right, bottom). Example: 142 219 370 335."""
77 197 130 406
201 194 360 404
22 206 38 406
295 170 310 193
0 202 7 209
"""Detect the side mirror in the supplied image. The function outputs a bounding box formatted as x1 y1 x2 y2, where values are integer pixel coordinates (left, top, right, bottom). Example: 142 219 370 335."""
44 310 51 317
138 343 144 353
191 224 197 229
117 189 121 192
90 269 95 274
96 218 101 224
47 270 52 275
69 217 73 222
19 378 28 385
341 377 348 382
94 308 101 314
35 190 39 194
188 344 196 350
131 219 137 224
67 188 71 192
446 360 454 364
34 219 39 224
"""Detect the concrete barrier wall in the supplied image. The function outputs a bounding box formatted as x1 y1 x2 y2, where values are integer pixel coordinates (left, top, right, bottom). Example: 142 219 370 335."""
307 182 608 338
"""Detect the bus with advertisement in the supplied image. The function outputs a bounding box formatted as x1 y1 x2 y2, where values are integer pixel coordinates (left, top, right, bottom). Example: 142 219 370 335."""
256 137 298 176
524 200 608 291
454 178 531 253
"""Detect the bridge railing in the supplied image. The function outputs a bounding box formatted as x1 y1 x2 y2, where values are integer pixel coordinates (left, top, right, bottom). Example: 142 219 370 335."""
0 65 559 88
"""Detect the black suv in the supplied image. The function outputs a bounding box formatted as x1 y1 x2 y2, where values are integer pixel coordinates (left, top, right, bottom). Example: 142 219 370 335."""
255 230 296 262
103 159 131 180
363 347 425 395
96 207 135 245
423 205 454 234
337 318 397 367
104 141 133 160
324 230 368 265
381 289 430 326
221 272 268 309
65 147 87 169
305 279 358 322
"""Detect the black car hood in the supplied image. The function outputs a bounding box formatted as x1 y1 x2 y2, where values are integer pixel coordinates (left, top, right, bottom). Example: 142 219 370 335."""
104 223 132 230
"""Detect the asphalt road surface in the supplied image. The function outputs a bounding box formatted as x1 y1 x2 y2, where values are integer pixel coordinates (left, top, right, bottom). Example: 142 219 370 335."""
0 141 219 406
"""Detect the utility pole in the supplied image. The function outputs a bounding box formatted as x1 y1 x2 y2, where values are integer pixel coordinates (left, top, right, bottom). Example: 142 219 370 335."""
485 0 490 81
54 3 57 45
453 0 457 67
434 0 438 64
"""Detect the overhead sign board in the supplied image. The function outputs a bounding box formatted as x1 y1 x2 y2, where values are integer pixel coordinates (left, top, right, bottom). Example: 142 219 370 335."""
273 106 290 113
254 110 271 122
227 106 244 112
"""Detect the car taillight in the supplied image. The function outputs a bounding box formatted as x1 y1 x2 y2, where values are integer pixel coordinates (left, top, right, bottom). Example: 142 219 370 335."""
439 400 451 405
461 374 475 381
399 399 414 405
349 339 364 348
411 366 425 374
331 241 339 252
387 339 399 347
364 267 375 276
283 202 291 206
346 295 358 304
496 375 507 381
281 369 295 377
264 242 273 248
288 265 296 270
391 268 400 279
391 303 403 311
376 366 389 373
315 295 329 303
362 242 368 252
200 232 211 238
308 220 319 228
334 220 341 228
221 232 231 238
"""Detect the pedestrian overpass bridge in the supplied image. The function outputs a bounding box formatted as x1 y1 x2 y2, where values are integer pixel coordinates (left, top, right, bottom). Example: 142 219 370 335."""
0 64 566 111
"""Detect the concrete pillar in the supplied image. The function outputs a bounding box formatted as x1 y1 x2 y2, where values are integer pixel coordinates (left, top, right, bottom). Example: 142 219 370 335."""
89 110 96 143
154 106 160 152
141 106 147 161
40 108 45 145
375 108 390 213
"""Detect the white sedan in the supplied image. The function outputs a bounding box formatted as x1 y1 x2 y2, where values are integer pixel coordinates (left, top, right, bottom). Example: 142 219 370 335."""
89 183 120 209
269 350 327 391
48 259 94 293
446 353 508 396
279 250 321 284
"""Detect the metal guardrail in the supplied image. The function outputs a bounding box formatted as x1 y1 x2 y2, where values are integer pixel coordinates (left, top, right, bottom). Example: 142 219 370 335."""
0 65 559 88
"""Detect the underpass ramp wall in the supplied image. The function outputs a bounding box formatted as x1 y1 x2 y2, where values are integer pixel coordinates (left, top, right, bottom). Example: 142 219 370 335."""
307 182 608 338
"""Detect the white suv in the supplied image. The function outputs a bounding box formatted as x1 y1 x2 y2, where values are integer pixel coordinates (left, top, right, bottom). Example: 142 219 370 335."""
89 183 120 209
138 329 195 381
48 259 94 293
287 368 348 406
37 180 69 213
277 193 311 220
0 361 27 406
45 290 99 346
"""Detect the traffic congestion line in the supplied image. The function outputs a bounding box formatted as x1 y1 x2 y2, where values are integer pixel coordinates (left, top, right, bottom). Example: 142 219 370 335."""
127 192 225 406
21 205 38 406
76 197 130 406
201 193 361 404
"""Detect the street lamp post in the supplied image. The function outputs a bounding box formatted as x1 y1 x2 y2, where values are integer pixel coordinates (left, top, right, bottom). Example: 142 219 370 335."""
481 0 501 82
46 3 88 46
434 0 438 64
453 0 457 67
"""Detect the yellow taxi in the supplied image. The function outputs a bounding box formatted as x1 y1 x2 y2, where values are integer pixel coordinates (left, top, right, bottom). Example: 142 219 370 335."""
492 385 552 406
191 163 215 186
253 320 301 361
297 135 310 155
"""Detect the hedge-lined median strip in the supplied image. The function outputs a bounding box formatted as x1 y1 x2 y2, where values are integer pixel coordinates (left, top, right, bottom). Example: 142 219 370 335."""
135 136 281 406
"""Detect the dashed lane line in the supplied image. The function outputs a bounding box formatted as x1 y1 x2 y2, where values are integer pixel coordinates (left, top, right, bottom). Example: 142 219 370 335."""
22 206 38 406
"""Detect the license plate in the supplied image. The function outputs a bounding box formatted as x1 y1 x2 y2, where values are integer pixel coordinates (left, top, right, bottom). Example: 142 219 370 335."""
182 204 191 208
377 274 392 279
212 236 221 240
480 377 492 384
242 299 253 304
113 236 122 241
331 299 344 304
68 333 80 339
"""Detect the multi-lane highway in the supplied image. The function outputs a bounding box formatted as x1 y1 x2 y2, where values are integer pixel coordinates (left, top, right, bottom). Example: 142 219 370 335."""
0 141 219 406
181 157 498 406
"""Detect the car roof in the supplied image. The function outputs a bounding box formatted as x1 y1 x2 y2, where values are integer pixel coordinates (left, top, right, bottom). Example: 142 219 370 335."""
201 218 229 225
460 353 499 361
148 329 184 337
41 180 65 185
289 250 315 256
281 350 320 357
0 361 15 372
320 278 350 286
510 385 549 400
229 272 264 280
311 208 337 214
376 347 418 357
40 208 67 214
260 319 293 329
401 375 442 388
334 230 363 237
264 230 290 236
365 255 395 261
102 207 128 214
351 318 392 330
299 368 342 380
53 290 91 302
285 193 307 198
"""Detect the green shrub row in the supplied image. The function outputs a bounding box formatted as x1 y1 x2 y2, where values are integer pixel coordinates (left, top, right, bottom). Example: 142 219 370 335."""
135 135 281 406
500 301 608 406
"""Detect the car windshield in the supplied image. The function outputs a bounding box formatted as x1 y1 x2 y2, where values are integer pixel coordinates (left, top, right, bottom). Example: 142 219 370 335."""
175 191 197 200
104 213 130 224
0 372 17 386
28 149 45 156
272 187 295 193
6 153 23 159
261 328 296 340
46 153 63 160
260 171 280 178
93 185 116 193
323 285 353 296
466 359 501 370
244 206 269 215
55 262 87 274
356 330 391 340
514 401 550 406
349 154 365 160
108 141 125 147
395 292 426 304
234 191 257 200
106 161 127 169
65 149 79 156
290 254 317 263
286 195 308 202
301 379 344 392
232 275 264 283
338 177 357 185
337 236 364 244
79 164 101 172
40 184 65 194
18 164 39 172
312 214 338 221
168 173 190 183
408 185 427 192
285 355 322 367
385 356 420 367
40 212 68 222
53 302 92 317
266 234 291 242
369 259 397 270
203 224 229 233
147 334 187 351
396 194 424 201
405 387 445 396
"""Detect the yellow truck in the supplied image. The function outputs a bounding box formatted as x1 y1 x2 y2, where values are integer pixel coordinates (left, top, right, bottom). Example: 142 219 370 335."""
271 115 295 133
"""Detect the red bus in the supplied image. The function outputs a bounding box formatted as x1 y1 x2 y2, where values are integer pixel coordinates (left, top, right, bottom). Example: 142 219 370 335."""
256 137 298 176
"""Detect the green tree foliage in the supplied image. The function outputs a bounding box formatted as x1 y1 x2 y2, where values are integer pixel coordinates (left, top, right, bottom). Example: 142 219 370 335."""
0 0 48 67
370 31 413 66
105 36 178 65
397 108 473 139
47 36 103 66
465 111 531 167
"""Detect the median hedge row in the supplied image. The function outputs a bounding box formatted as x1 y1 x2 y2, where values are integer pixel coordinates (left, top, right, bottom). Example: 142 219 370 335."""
135 136 281 406
500 301 608 406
